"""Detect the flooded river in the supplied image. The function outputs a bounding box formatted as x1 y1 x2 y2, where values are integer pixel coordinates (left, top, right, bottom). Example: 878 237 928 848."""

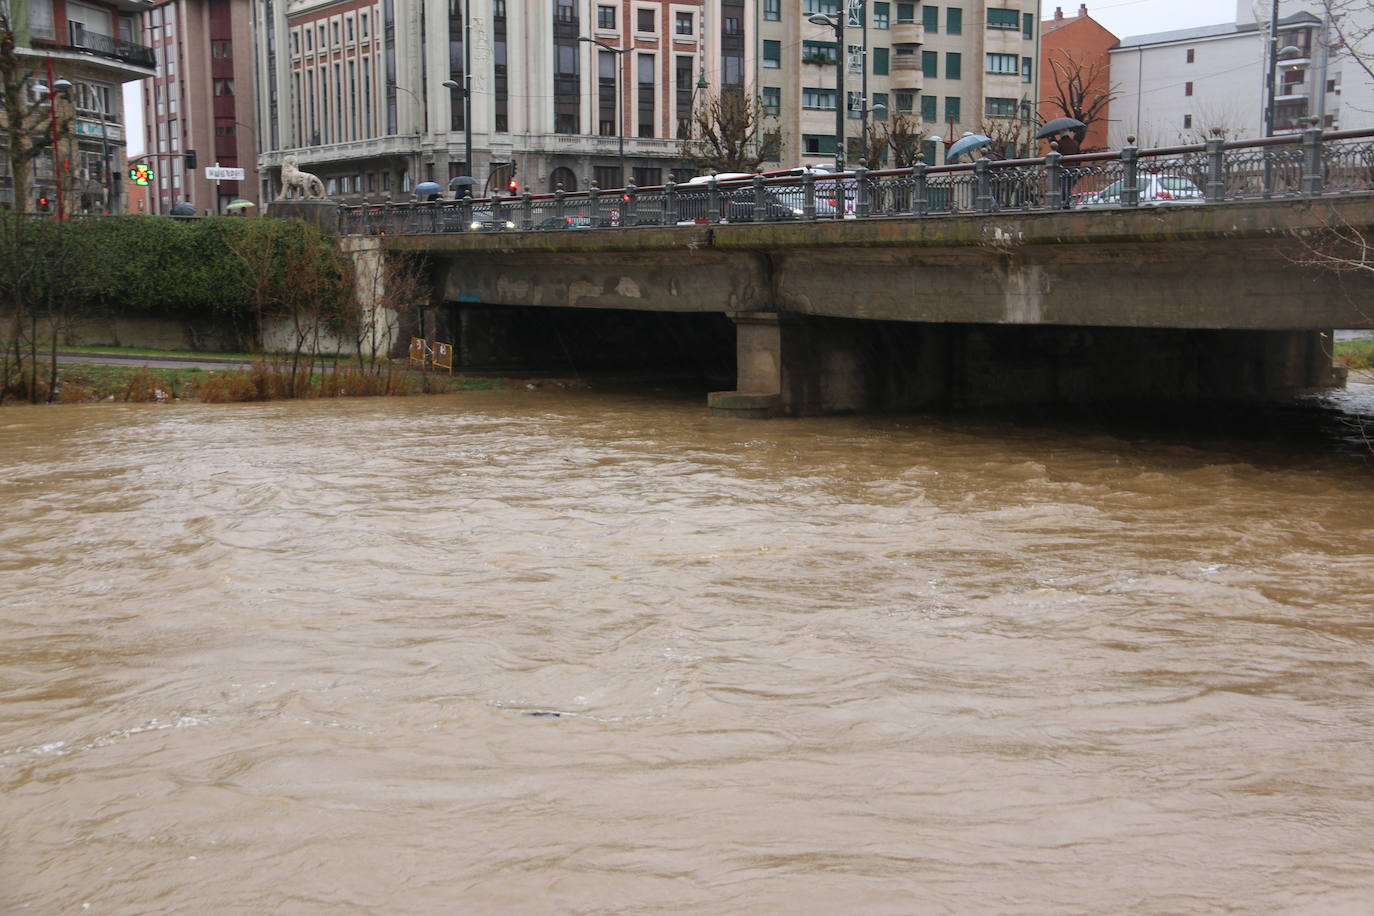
3 387 1373 913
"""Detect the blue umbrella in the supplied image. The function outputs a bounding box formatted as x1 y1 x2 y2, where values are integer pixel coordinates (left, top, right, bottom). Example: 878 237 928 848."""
414 181 443 199
946 133 995 161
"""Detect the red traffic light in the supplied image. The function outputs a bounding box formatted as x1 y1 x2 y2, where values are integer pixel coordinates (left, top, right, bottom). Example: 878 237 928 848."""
507 179 518 192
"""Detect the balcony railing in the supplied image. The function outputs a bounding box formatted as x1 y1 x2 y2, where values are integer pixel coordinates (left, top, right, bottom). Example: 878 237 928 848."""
66 24 156 69
339 126 1374 236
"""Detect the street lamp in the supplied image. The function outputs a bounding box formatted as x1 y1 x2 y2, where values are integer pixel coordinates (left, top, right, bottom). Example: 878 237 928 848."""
1263 0 1306 136
809 11 845 172
36 67 73 217
578 36 631 186
441 77 473 183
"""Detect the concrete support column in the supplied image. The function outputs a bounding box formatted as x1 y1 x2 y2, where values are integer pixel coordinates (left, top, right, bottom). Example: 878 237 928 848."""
708 311 784 418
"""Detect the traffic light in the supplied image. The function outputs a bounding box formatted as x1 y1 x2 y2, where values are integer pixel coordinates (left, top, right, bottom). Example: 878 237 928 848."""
507 160 518 194
184 149 198 171
36 196 50 213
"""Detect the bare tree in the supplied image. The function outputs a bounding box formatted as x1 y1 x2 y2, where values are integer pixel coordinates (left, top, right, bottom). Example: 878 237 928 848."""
977 115 1037 159
1043 49 1116 148
681 89 783 174
878 113 925 168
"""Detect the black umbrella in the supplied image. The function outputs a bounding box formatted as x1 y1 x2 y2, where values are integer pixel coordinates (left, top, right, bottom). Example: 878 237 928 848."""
169 202 196 216
448 176 479 189
1035 117 1087 140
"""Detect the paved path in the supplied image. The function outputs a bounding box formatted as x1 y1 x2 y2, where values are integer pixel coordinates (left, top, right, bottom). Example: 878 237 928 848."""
57 353 258 371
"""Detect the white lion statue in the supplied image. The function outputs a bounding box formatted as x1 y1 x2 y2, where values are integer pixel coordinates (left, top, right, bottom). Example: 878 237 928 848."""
278 155 326 199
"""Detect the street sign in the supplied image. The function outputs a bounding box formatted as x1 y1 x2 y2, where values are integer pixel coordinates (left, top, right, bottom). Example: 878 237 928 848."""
205 166 245 180
128 163 153 186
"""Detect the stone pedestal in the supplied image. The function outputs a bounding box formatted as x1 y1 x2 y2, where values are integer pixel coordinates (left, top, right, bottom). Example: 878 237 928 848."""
266 198 341 235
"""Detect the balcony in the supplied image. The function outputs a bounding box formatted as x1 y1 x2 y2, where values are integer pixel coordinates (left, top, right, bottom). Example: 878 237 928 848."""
65 23 156 70
891 22 923 45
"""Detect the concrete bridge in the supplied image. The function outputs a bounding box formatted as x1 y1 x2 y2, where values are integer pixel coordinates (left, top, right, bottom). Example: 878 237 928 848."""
331 191 1374 416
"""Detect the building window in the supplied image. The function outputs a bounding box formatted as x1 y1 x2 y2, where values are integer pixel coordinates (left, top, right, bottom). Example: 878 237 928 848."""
763 86 781 114
595 165 622 189
944 95 960 123
214 78 234 96
922 51 937 78
872 92 889 117
633 167 661 186
764 0 781 20
1186 48 1195 63
923 4 938 32
945 52 961 80
764 40 781 68
803 134 837 154
1183 113 1192 129
361 13 369 37
637 8 655 32
985 96 1017 117
873 2 889 28
211 41 232 58
896 3 915 23
598 5 615 29
803 87 837 109
803 41 838 65
987 8 1018 29
920 94 937 121
1023 12 1034 39
986 52 1017 74
723 16 740 34
637 53 654 137
676 12 692 34
873 47 889 75
556 0 576 24
804 0 838 14
1184 81 1193 96
1022 56 1033 82
947 7 962 34
895 90 914 112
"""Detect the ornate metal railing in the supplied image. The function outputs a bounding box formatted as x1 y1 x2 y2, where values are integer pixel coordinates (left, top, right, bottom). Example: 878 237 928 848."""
340 127 1374 237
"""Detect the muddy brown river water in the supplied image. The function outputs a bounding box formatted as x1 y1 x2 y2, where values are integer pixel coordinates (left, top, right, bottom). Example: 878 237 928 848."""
2 387 1373 914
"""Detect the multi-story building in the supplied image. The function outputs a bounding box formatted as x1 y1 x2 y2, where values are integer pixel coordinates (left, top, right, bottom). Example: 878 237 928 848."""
1 0 155 215
242 0 1040 197
1108 4 1354 149
761 1 1040 169
246 0 749 200
137 0 260 214
1038 3 1115 152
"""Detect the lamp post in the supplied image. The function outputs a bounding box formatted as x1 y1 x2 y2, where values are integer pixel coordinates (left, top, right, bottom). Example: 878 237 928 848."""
1263 0 1305 136
40 61 72 217
809 10 845 172
442 0 474 181
83 82 114 213
394 84 428 188
578 36 631 186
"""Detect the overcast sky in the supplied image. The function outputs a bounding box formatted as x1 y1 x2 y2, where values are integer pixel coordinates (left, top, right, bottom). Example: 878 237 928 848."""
123 0 1251 160
1082 0 1242 39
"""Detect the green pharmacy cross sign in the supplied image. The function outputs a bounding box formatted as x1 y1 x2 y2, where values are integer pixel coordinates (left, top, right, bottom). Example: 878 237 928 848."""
128 163 154 186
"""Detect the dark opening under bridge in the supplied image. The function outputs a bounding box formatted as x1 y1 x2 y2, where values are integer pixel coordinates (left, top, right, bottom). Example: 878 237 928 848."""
318 129 1374 416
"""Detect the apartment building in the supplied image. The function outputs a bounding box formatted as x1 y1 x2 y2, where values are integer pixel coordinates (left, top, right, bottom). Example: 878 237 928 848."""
246 0 749 199
1 0 155 214
138 0 260 214
760 0 1040 169
1109 11 1325 148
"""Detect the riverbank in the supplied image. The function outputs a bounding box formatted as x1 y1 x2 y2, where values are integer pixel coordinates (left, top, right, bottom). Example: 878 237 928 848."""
4 348 585 405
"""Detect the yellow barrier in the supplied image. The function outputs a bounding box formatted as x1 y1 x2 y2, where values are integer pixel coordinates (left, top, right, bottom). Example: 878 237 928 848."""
409 337 427 367
432 341 453 374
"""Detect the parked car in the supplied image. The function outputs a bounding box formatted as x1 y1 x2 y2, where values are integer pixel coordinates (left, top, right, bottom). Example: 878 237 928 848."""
441 202 516 231
1074 174 1204 208
674 173 804 224
534 215 613 230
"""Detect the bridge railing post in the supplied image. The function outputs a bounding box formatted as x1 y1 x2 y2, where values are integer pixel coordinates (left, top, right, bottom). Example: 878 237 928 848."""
666 176 679 224
554 184 566 222
382 199 394 235
911 158 927 216
802 170 816 221
1301 122 1325 196
974 158 994 213
1044 149 1065 210
753 175 766 223
589 181 601 224
855 160 871 218
1205 131 1227 202
626 181 638 226
1120 139 1140 207
521 188 533 230
707 174 722 224
460 195 472 231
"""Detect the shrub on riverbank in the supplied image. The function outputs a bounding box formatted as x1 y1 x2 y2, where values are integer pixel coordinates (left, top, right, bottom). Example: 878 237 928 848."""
43 361 517 403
